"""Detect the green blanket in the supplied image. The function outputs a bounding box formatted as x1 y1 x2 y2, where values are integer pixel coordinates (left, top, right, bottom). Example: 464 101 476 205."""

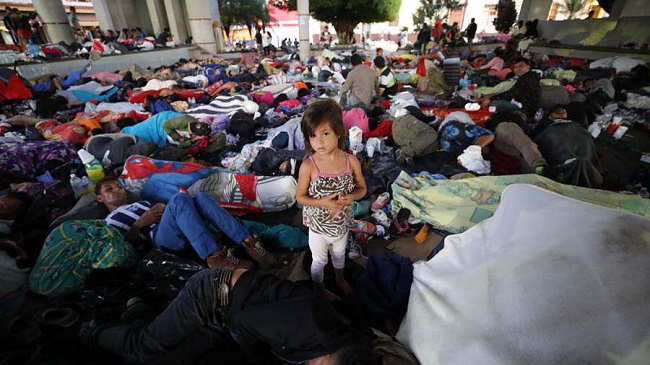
29 220 138 297
391 172 650 234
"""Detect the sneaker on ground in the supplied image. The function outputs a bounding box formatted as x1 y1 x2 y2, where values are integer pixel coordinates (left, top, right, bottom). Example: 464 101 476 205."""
243 237 276 267
371 192 391 212
349 219 377 235
347 240 363 260
207 248 255 270
372 210 390 227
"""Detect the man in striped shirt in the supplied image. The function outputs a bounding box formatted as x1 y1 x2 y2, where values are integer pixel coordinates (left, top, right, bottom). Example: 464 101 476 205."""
96 177 273 268
373 56 397 98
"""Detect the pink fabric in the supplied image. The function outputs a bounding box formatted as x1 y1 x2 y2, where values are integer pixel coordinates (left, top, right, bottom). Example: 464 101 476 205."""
90 72 123 83
343 108 370 134
251 91 274 105
480 57 504 71
278 98 300 109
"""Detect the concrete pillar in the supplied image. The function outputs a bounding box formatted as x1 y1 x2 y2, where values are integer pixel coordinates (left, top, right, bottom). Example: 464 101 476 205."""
106 0 126 32
608 0 626 18
185 0 217 54
164 0 188 45
619 0 650 17
134 0 155 36
298 0 310 62
32 0 75 44
209 0 225 52
91 0 115 33
147 0 169 35
519 0 553 21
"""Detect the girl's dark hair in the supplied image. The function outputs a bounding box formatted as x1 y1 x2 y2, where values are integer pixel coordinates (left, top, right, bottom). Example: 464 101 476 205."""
300 99 346 153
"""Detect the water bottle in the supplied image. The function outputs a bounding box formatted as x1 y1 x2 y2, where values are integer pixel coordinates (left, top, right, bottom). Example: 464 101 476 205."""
78 149 105 184
348 125 363 153
534 108 544 122
70 173 85 199
81 176 93 195
459 75 470 89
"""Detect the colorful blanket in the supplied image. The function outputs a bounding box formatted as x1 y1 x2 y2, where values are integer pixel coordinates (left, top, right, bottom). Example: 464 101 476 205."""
391 172 650 234
29 220 137 297
0 140 78 184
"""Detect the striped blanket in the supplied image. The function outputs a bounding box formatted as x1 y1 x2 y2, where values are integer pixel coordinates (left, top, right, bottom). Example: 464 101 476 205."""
184 95 259 122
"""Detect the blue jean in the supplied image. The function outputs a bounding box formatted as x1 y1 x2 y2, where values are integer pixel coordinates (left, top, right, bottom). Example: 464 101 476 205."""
60 68 87 89
152 193 250 259
96 268 231 365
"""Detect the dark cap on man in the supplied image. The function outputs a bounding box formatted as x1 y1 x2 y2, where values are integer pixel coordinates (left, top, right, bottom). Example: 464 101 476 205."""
189 122 211 137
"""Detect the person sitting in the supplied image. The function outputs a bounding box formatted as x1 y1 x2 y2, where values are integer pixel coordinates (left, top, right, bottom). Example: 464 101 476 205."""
469 47 507 79
482 57 541 120
340 54 377 108
133 27 145 41
104 29 117 43
94 176 274 267
374 56 397 98
118 27 130 41
156 27 172 47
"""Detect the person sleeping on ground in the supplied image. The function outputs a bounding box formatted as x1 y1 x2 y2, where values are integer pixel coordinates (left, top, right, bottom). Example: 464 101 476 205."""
94 176 275 268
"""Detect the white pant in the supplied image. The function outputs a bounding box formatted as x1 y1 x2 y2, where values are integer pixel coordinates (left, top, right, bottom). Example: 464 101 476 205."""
309 230 348 283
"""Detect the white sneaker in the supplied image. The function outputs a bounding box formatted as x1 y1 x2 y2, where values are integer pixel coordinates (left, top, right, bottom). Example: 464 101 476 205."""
372 210 390 227
347 240 362 259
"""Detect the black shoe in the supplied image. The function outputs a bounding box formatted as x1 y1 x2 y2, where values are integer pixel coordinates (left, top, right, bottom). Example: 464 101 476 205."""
120 297 150 324
79 320 100 349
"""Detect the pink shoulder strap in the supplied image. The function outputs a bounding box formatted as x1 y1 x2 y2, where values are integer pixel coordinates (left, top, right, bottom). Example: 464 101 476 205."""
309 156 321 175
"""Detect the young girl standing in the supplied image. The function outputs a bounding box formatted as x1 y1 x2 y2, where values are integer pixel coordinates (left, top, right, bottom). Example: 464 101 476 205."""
297 99 367 301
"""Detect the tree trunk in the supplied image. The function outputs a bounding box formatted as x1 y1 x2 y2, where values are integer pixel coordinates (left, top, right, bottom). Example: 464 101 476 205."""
224 25 231 43
332 20 359 45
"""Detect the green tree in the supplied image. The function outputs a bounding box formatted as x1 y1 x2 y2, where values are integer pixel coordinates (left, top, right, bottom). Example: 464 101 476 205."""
219 0 270 41
412 0 463 30
493 0 517 33
271 0 402 44
561 0 588 19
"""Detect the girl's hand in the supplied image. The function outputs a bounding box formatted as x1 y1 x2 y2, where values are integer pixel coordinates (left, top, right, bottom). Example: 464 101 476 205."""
337 194 353 206
323 193 343 216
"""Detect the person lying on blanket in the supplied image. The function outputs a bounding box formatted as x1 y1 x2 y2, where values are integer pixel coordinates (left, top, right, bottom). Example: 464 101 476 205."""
94 176 275 268
119 112 211 148
82 264 380 365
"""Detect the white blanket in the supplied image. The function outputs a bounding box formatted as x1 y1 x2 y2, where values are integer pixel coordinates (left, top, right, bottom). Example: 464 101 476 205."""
397 184 650 364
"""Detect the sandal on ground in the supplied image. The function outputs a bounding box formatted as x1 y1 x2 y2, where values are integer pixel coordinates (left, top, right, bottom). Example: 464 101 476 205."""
33 307 79 328
0 315 42 345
